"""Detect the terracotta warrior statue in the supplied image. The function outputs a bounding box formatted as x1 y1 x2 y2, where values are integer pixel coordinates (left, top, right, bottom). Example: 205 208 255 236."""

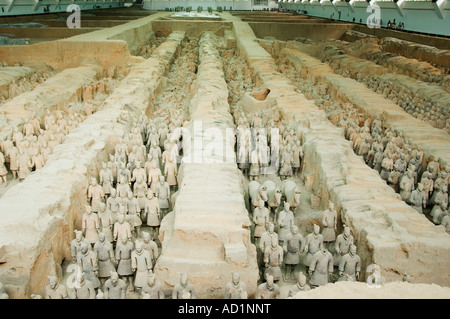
334 226 354 267
308 247 333 287
400 168 415 203
71 230 91 263
283 225 305 281
44 276 68 299
99 162 113 197
88 177 105 213
253 199 269 247
224 272 248 299
104 271 127 299
277 202 294 246
0 151 7 184
106 188 120 221
264 236 284 283
82 205 100 245
113 213 132 242
68 272 96 299
115 234 134 291
321 201 337 248
93 232 116 288
131 241 152 293
303 224 324 270
97 204 114 243
256 274 280 299
145 191 161 240
338 245 361 282
141 231 159 270
156 175 170 217
172 272 196 299
431 202 448 225
288 271 310 297
141 271 165 299
78 243 100 290
409 183 427 214
126 191 142 238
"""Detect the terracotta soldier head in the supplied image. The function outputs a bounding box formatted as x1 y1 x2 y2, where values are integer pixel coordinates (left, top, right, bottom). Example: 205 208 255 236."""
313 224 320 235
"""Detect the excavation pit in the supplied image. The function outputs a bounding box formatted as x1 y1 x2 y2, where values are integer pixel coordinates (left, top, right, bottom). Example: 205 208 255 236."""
0 8 449 299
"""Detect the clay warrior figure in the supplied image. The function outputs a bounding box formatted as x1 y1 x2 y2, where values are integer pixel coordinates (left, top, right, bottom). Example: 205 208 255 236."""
288 271 311 298
93 232 116 287
45 276 68 299
17 147 32 180
264 236 284 283
131 241 153 293
279 144 293 180
107 189 120 221
308 247 334 287
164 154 178 191
71 230 91 263
420 166 434 202
127 191 142 238
115 234 134 290
440 211 450 234
334 226 354 267
131 160 146 184
156 175 170 217
31 148 44 171
409 183 427 214
253 199 269 246
82 205 100 245
433 186 449 210
133 175 148 198
291 139 303 175
249 149 260 181
268 188 282 222
256 274 280 299
88 177 105 213
400 169 415 203
388 164 402 193
172 272 196 299
431 173 449 205
116 174 131 199
98 204 114 243
224 272 248 299
8 146 18 179
321 201 337 248
147 161 162 193
431 202 448 225
141 272 165 299
283 225 305 281
259 222 278 265
277 202 294 246
78 243 100 290
104 271 127 299
0 151 7 183
145 191 161 240
141 231 159 270
303 224 324 270
99 162 114 197
68 272 96 299
113 213 132 242
380 152 394 181
338 245 361 282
